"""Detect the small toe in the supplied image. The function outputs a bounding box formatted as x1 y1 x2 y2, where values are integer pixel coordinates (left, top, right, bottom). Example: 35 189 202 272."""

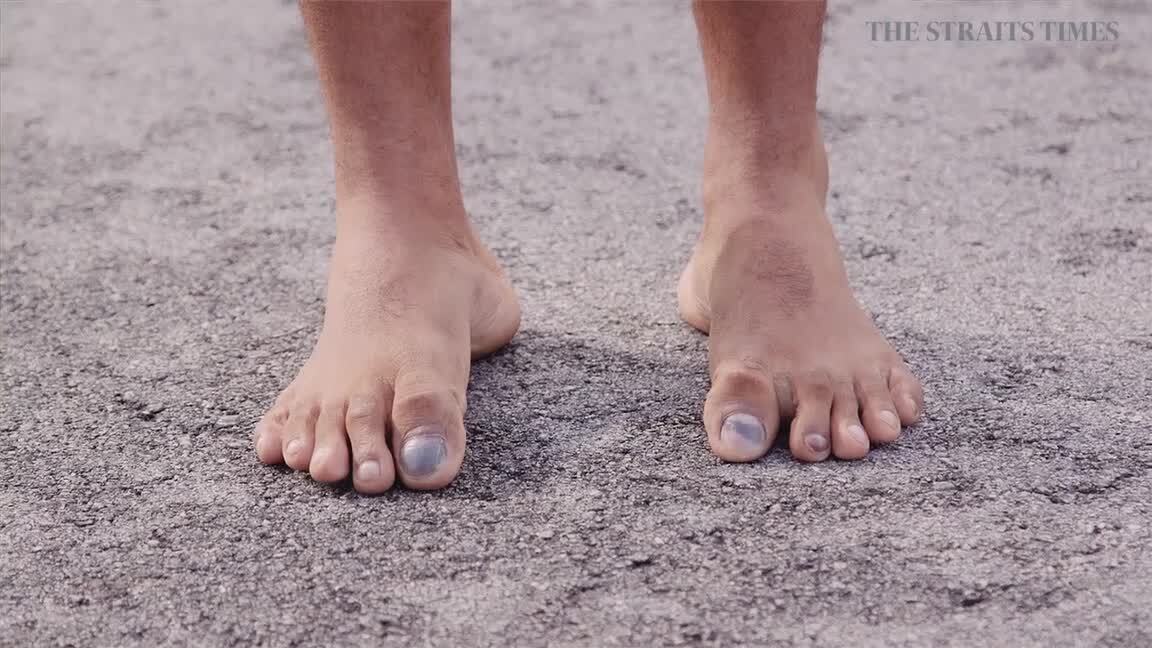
830 379 869 460
346 391 396 494
789 374 833 462
254 407 287 465
703 363 779 462
282 402 319 471
888 363 924 426
308 402 351 483
390 382 465 490
856 370 902 444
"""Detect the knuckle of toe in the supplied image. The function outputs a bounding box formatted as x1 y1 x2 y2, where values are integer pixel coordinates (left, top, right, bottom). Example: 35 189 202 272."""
806 382 835 402
857 381 890 404
267 407 289 425
832 378 857 403
293 400 322 422
348 433 377 456
346 396 383 425
715 366 772 396
394 390 460 421
319 398 347 418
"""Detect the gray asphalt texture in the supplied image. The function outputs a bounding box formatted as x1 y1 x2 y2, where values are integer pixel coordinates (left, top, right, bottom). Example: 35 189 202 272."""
2 1 1151 647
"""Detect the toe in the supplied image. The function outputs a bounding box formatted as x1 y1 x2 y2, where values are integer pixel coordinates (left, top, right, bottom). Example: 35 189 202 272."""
829 378 869 460
703 363 779 462
282 401 319 471
254 405 287 465
788 373 833 462
856 370 902 444
308 402 351 483
390 381 466 490
888 363 924 426
346 391 396 494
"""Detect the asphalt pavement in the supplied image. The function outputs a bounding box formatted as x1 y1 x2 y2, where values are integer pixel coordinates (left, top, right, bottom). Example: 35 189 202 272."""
2 1 1150 646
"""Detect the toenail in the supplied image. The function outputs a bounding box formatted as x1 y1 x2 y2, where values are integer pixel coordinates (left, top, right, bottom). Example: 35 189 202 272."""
903 396 919 418
848 424 869 445
255 433 274 456
399 428 448 477
880 410 900 432
285 439 302 457
805 434 829 453
720 413 765 450
357 459 382 481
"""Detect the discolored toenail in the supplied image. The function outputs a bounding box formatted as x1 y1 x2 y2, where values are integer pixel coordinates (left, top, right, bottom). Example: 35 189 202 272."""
805 433 829 453
880 410 900 432
399 428 448 477
720 412 765 451
357 459 382 481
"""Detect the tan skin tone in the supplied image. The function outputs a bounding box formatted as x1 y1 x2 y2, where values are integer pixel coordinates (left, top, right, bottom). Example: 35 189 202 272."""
684 0 923 462
255 1 923 492
253 2 520 493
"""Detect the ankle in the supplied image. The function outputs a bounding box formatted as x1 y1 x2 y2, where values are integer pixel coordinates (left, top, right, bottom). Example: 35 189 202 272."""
335 190 481 258
333 148 462 201
701 115 828 209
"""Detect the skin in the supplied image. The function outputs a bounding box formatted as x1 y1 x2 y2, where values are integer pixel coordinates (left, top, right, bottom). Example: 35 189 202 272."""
255 0 924 492
683 0 923 462
253 2 520 492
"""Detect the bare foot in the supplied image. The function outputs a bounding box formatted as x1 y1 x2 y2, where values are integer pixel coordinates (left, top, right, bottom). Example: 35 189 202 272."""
679 129 923 462
254 198 520 492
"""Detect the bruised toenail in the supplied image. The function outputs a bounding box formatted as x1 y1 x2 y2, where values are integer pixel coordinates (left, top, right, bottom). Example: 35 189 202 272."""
805 433 829 453
399 427 448 477
848 424 869 445
880 410 900 432
720 413 765 451
285 439 303 457
357 459 382 481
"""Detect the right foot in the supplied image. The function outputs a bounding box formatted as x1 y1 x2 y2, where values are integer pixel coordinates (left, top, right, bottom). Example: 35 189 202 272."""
253 198 520 493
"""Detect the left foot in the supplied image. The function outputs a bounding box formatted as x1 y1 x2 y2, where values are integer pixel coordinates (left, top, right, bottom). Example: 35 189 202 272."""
679 129 923 462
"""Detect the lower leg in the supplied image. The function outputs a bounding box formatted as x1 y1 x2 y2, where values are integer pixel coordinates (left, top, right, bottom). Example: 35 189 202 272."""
253 1 519 492
305 0 466 235
683 1 923 463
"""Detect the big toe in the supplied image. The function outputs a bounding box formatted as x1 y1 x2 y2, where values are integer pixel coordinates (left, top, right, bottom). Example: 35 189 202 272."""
390 385 466 490
703 363 779 462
